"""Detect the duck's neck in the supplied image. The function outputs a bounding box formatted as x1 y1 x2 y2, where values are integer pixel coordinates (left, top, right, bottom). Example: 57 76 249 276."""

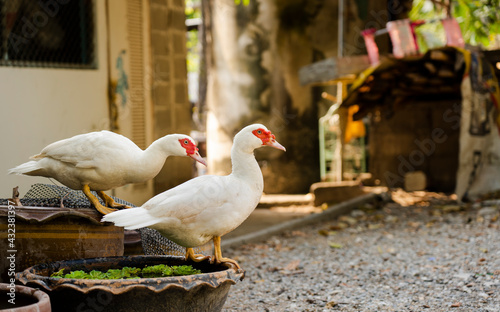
131 136 173 182
230 145 263 189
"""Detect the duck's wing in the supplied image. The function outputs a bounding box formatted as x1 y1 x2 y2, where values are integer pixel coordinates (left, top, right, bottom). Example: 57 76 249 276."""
32 131 137 169
143 175 235 223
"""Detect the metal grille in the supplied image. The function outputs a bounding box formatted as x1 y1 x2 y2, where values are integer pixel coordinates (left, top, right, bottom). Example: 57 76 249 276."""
0 0 96 68
0 183 130 208
139 228 211 257
0 183 210 257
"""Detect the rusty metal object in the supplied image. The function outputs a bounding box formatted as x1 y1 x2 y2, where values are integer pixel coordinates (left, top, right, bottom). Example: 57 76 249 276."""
8 186 22 207
0 283 51 312
0 205 105 224
17 255 245 312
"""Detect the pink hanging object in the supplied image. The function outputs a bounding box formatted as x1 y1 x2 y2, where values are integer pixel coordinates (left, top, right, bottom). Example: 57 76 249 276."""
441 18 465 48
362 28 380 65
386 19 418 58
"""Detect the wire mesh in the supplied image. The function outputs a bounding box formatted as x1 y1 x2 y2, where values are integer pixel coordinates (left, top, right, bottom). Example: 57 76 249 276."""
139 228 212 257
0 183 129 208
0 0 96 68
0 183 210 256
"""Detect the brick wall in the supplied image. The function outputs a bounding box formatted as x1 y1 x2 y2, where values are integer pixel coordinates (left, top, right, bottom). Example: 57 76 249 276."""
149 0 193 193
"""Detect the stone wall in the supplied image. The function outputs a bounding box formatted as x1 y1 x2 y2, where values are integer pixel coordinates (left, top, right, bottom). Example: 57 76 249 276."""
150 0 194 193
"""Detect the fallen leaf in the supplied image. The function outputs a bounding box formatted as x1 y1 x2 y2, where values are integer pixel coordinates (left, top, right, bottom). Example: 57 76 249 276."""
385 215 399 223
431 210 442 217
368 223 383 230
373 213 385 221
408 221 422 228
280 270 304 276
283 259 301 271
442 205 461 213
329 242 343 249
339 215 357 225
450 302 461 308
329 222 349 230
320 229 337 236
318 229 329 236
387 247 397 254
291 231 307 237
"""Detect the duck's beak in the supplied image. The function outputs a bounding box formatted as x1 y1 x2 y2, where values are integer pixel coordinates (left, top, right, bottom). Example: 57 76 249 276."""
190 151 207 166
265 138 286 152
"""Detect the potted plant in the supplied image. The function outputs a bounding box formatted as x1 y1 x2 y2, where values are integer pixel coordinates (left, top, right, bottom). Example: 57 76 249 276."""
16 255 244 312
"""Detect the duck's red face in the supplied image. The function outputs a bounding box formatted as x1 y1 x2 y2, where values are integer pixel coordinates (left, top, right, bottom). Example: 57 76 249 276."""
252 128 286 151
179 138 197 155
179 138 207 166
252 128 272 144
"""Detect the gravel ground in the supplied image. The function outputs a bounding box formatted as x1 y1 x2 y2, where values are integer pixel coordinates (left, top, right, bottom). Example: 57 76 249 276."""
222 190 500 312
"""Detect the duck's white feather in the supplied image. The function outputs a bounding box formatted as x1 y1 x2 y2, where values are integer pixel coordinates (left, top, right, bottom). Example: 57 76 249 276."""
100 207 158 229
8 161 42 175
31 131 140 169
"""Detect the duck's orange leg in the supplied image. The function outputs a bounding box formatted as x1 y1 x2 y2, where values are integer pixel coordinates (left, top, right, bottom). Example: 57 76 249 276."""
212 236 241 269
97 191 131 209
82 185 117 215
185 248 211 262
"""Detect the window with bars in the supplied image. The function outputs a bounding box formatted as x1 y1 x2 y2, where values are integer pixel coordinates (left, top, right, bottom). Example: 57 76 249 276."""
0 0 96 69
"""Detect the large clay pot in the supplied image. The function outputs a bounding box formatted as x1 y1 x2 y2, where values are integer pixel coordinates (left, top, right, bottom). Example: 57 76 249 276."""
0 283 51 311
16 255 244 312
0 205 124 283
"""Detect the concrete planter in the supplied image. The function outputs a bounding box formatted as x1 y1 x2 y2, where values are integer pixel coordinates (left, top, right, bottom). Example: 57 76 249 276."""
16 255 244 312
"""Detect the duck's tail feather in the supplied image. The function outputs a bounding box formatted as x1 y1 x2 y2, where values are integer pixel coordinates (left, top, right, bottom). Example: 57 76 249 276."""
101 207 158 230
8 161 42 175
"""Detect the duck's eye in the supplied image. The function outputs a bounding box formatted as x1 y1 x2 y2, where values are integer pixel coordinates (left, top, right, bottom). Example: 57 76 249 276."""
184 140 189 145
257 130 262 135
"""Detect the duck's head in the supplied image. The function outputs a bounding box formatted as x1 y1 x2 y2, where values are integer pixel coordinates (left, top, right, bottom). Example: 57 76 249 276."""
169 134 207 166
235 124 286 153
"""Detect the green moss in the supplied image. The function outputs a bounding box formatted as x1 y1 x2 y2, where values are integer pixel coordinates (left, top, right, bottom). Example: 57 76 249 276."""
50 265 201 280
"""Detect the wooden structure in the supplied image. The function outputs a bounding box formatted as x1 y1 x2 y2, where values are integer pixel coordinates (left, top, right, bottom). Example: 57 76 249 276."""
301 46 500 197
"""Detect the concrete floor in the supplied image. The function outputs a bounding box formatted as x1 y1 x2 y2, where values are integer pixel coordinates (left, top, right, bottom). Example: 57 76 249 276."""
224 206 321 240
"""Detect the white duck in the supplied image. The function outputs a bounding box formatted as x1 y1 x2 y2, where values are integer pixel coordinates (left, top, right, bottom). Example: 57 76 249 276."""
102 124 285 268
9 130 206 215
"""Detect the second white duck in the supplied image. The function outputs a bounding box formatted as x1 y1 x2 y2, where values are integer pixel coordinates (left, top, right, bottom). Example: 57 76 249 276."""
102 124 286 268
